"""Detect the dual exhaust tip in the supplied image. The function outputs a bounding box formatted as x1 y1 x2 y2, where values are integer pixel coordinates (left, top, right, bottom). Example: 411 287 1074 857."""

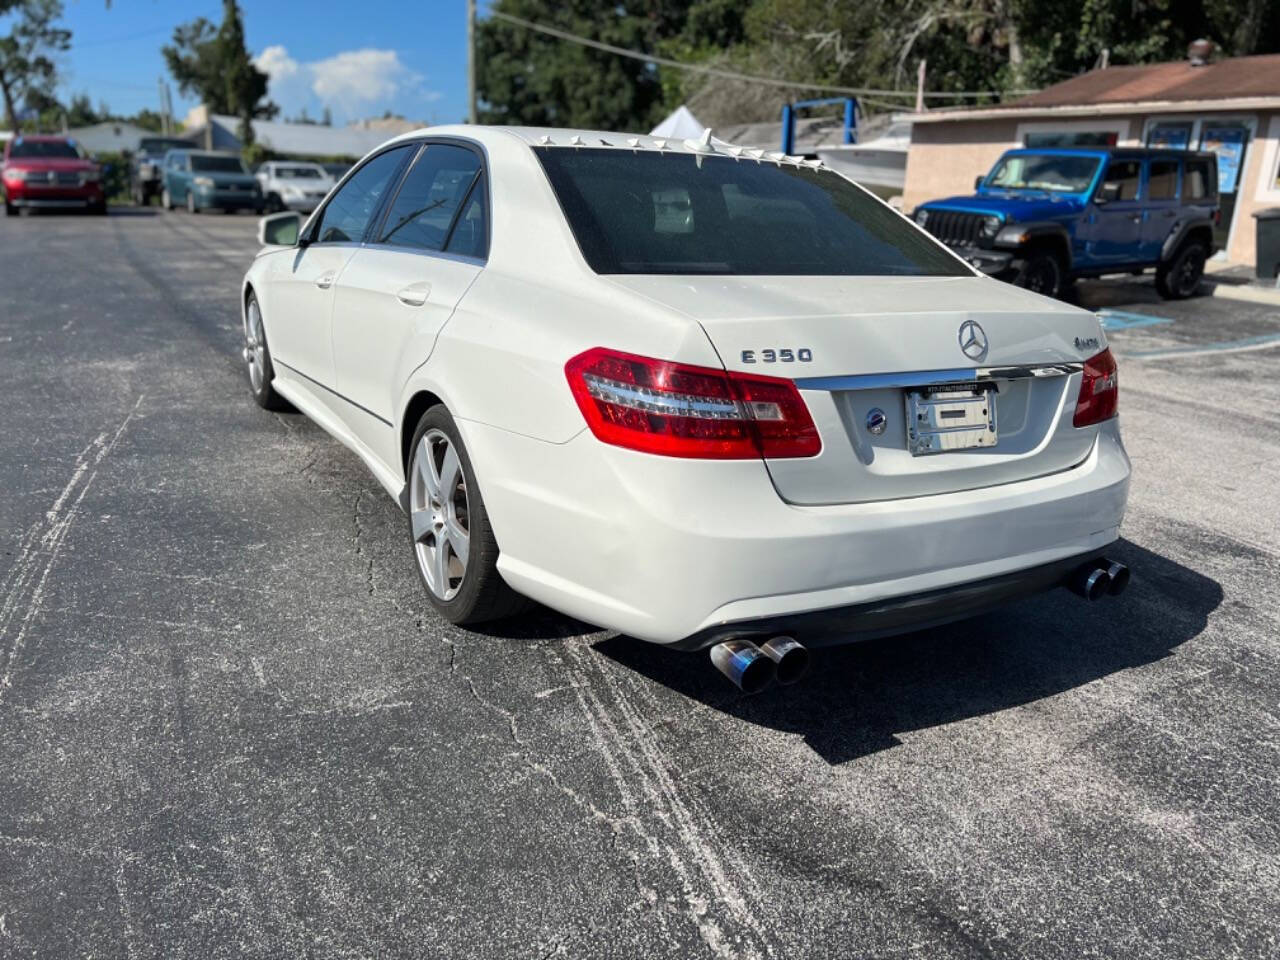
712 558 1131 692
710 636 809 694
1068 557 1131 602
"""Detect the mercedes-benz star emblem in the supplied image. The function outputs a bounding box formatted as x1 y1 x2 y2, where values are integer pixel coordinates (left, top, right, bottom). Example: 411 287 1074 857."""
958 320 989 361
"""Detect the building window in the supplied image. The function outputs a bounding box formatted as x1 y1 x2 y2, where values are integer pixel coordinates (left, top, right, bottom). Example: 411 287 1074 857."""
1147 122 1193 150
1024 131 1119 148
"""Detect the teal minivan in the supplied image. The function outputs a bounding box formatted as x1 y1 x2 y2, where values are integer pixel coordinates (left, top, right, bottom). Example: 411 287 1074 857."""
161 149 263 214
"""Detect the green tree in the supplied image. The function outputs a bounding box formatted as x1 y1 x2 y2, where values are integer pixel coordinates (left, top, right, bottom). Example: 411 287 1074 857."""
162 0 276 146
477 0 708 130
0 0 70 133
65 91 102 126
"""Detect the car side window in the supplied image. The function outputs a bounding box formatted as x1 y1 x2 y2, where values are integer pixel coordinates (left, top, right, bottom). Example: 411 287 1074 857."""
1184 159 1213 199
377 144 481 252
313 145 413 244
1148 160 1179 200
1101 160 1141 201
444 173 488 258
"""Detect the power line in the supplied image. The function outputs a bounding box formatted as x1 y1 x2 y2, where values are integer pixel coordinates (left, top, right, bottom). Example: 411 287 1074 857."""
487 11 1035 101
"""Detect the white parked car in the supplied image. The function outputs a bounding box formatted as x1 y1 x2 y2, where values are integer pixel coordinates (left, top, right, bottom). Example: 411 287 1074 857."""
254 161 335 213
241 126 1130 692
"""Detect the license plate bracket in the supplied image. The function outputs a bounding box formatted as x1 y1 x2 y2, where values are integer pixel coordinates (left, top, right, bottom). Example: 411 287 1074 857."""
905 382 997 456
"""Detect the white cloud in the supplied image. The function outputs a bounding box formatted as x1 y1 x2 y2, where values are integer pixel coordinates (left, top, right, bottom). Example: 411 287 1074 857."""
253 45 440 122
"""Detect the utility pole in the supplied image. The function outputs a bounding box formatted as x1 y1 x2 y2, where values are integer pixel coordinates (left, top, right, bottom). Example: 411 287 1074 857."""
915 60 927 113
157 77 170 135
467 0 477 124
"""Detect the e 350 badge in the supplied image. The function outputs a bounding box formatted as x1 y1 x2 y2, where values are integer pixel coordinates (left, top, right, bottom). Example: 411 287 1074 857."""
741 347 813 364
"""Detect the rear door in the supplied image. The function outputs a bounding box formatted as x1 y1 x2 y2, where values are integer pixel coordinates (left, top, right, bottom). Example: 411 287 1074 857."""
1139 157 1180 261
330 142 487 440
260 144 414 390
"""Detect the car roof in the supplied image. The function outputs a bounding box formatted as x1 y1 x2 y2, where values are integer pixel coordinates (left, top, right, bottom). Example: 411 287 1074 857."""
1000 146 1216 161
10 134 74 142
377 123 820 163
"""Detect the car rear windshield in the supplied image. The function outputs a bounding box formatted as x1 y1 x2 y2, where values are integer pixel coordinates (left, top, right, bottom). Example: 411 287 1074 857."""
986 154 1100 193
8 139 82 159
535 148 967 276
191 154 247 174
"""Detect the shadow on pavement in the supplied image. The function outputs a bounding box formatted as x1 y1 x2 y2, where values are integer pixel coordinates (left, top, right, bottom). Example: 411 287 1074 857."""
593 539 1222 764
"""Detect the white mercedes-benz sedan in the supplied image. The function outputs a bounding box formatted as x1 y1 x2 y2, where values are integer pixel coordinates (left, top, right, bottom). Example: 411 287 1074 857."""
240 125 1130 691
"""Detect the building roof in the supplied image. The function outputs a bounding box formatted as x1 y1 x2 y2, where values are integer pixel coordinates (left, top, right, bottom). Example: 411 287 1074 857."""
211 114 394 158
912 53 1280 124
66 121 164 154
1012 53 1280 108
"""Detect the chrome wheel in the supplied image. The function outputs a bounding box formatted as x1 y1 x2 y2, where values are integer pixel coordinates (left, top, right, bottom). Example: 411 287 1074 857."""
244 298 266 393
409 429 470 601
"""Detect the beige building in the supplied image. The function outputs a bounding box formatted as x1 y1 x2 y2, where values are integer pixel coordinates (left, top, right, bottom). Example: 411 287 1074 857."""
902 52 1280 268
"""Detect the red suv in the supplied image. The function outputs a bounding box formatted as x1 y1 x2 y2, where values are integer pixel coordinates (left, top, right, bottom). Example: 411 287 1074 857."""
2 135 106 215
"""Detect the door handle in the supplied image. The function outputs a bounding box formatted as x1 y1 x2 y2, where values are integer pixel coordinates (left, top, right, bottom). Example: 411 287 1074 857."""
396 282 431 307
315 272 335 290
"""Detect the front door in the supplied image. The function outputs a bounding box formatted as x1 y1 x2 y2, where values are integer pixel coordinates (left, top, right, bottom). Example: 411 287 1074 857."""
331 144 488 457
1086 158 1143 266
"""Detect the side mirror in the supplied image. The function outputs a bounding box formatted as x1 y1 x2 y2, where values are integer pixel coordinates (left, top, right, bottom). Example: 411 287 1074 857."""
257 210 303 247
974 174 985 191
1095 182 1121 205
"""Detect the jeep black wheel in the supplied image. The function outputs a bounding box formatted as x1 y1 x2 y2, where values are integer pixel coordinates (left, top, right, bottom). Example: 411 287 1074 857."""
1014 252 1064 299
1156 241 1207 300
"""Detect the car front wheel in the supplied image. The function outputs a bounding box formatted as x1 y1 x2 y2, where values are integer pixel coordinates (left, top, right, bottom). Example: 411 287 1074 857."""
406 406 529 625
1013 251 1064 299
186 192 198 214
243 292 289 411
1156 240 1207 300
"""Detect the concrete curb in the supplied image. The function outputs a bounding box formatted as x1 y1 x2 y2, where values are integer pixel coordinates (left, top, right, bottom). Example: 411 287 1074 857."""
1200 280 1280 307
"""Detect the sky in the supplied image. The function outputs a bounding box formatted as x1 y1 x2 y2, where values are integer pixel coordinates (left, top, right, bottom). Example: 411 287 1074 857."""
45 0 472 127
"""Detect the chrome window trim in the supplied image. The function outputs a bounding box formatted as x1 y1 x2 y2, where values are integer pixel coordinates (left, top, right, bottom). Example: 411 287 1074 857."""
304 134 492 263
794 363 1083 392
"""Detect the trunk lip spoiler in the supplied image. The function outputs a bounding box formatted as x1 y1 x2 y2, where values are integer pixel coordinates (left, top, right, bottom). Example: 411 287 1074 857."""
794 362 1083 392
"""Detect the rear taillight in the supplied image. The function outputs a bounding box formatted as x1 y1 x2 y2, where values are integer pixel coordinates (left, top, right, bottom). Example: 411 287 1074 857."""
1073 347 1118 427
565 347 821 459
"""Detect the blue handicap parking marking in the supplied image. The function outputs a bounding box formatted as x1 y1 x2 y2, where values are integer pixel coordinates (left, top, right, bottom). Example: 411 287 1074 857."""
1097 309 1175 330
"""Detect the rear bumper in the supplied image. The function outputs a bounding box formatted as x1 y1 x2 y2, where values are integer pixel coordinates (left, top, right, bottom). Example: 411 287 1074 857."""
672 549 1104 650
463 415 1130 647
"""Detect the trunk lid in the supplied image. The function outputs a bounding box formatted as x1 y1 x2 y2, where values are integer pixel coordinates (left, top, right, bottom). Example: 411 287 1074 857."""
607 275 1107 505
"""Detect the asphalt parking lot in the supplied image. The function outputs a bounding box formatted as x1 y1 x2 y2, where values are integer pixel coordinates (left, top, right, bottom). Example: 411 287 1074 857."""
1 208 1278 960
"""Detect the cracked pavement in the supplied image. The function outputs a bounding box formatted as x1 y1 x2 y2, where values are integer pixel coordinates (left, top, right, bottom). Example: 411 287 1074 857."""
1 208 1278 959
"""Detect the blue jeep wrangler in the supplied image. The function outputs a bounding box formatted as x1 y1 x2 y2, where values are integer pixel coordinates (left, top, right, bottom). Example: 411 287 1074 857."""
912 147 1220 300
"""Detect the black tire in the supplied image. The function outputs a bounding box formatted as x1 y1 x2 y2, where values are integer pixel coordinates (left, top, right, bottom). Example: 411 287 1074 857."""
243 292 290 411
3 200 15 217
265 193 283 214
187 192 198 214
91 201 107 216
1156 240 1207 300
1013 251 1065 299
406 405 530 626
